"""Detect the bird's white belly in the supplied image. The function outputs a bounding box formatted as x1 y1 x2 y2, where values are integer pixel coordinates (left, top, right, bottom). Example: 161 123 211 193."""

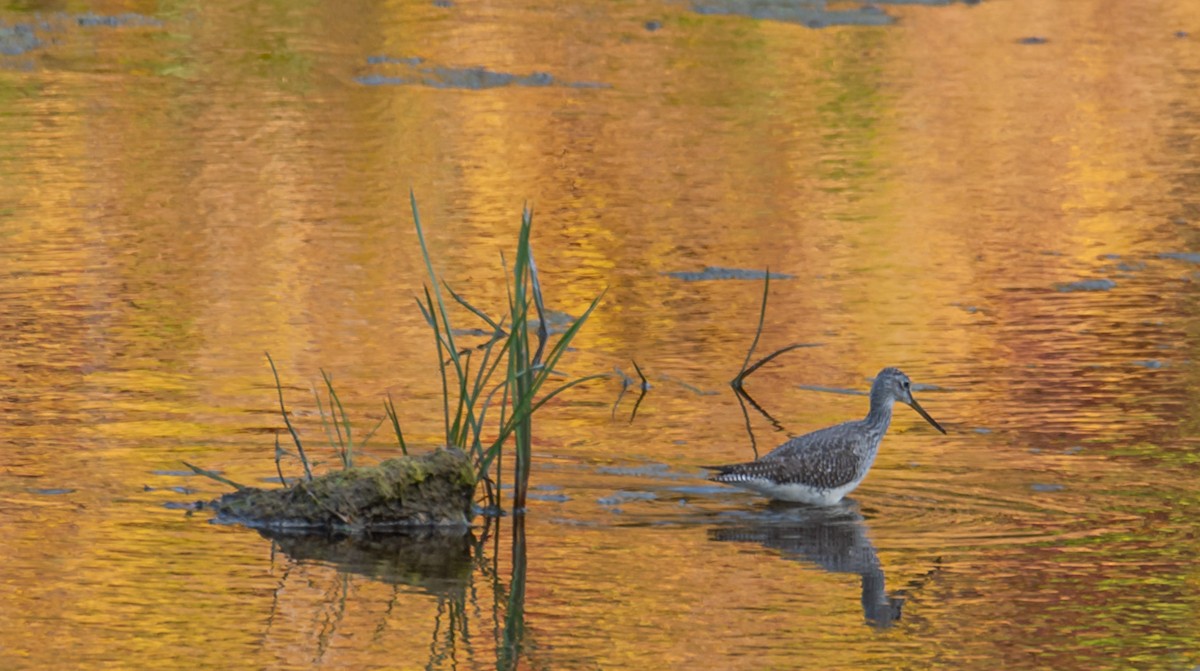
734 476 865 506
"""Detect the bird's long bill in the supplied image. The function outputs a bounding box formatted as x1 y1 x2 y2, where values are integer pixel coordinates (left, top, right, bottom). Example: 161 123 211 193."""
908 398 947 434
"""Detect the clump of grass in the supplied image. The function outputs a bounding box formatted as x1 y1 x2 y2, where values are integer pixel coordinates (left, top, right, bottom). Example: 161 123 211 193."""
408 193 606 512
218 196 604 515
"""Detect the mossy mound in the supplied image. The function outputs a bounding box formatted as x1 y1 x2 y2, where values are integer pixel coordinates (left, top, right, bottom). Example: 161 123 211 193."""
210 448 475 532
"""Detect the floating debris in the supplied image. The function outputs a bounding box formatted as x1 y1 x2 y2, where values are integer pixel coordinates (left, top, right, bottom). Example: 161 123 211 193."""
665 266 794 281
29 488 75 496
1017 36 1049 45
1055 278 1116 292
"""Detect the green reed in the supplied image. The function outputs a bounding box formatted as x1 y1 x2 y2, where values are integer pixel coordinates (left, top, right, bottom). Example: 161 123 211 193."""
409 194 605 511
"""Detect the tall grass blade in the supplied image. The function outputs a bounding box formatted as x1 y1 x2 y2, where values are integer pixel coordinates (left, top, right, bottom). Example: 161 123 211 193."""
266 351 312 481
311 381 339 453
423 286 453 443
445 282 506 335
411 192 461 355
273 435 288 485
321 370 353 468
358 415 386 453
734 269 771 389
183 461 247 491
384 393 408 456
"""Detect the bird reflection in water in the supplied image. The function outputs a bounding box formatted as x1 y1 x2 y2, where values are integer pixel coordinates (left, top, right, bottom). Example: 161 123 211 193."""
708 500 906 629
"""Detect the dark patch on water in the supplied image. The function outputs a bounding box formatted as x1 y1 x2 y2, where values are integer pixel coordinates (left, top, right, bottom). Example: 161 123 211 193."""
367 55 424 66
533 309 578 333
1030 483 1065 493
645 20 663 31
76 12 163 28
357 58 608 90
973 427 992 434
658 373 721 396
1159 252 1200 264
3 12 163 61
596 463 691 479
1055 278 1116 292
668 485 728 496
433 0 454 6
797 384 868 397
598 490 658 505
0 23 41 56
29 487 74 495
1132 359 1165 369
529 492 571 502
144 484 195 494
153 469 197 477
1063 446 1084 455
1175 31 1189 39
692 0 895 28
549 517 602 527
1018 36 1049 44
665 266 794 281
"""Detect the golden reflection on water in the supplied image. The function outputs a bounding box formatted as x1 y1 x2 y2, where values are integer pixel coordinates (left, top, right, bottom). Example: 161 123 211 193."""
2 0 1200 668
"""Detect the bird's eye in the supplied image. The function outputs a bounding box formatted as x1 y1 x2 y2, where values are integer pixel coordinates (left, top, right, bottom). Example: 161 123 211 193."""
902 380 910 390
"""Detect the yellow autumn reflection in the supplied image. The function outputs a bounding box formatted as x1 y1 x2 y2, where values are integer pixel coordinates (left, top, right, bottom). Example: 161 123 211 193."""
2 0 1200 669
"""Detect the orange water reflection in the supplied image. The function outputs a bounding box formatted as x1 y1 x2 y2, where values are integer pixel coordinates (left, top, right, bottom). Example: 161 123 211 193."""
2 0 1200 668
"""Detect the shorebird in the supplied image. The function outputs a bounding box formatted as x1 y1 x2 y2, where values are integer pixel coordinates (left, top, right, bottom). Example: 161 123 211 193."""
707 367 946 505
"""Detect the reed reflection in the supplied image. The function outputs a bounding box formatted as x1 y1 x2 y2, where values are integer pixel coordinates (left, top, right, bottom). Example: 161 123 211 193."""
255 520 530 669
709 501 903 629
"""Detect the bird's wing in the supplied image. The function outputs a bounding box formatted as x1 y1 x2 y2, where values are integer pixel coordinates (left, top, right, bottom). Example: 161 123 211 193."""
763 420 865 461
708 448 862 489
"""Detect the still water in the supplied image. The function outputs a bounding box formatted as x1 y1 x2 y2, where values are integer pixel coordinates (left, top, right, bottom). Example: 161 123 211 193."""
2 0 1200 668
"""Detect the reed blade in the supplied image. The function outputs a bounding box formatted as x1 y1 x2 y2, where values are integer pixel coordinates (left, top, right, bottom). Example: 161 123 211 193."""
266 351 312 481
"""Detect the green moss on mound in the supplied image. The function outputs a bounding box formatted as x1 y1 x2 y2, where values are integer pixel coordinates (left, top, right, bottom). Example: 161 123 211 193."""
210 448 475 532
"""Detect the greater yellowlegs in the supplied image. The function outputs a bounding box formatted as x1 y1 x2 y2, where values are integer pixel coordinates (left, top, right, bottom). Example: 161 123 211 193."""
707 367 946 505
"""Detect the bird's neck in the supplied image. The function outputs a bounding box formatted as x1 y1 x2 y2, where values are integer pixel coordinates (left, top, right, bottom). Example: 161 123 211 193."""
864 390 895 432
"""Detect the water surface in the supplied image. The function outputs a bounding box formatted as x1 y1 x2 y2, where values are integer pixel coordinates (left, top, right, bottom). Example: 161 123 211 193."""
2 0 1200 668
